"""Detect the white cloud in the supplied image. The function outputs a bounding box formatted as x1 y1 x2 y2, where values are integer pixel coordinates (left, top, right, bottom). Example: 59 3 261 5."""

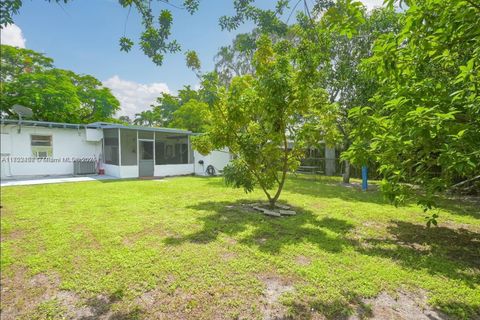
103 75 170 118
0 24 26 48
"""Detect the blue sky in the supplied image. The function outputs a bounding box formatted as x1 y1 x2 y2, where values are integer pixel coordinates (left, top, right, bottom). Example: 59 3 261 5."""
1 0 383 117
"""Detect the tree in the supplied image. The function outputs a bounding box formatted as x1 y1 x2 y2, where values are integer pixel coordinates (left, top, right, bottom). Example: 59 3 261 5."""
0 45 120 123
148 93 180 126
142 85 201 127
212 6 402 183
169 99 210 132
320 6 402 183
133 110 158 126
345 0 480 209
0 44 53 82
194 35 339 208
118 115 132 124
214 30 259 86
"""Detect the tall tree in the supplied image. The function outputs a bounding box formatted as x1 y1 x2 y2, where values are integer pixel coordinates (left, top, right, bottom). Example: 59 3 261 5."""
345 0 480 210
145 85 201 127
194 35 339 208
0 45 120 123
149 93 180 126
320 6 402 182
133 110 158 126
169 99 210 132
0 44 53 82
214 31 259 86
118 115 132 124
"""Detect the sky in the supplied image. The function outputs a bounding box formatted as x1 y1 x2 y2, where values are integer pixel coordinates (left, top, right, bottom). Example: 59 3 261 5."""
1 0 384 118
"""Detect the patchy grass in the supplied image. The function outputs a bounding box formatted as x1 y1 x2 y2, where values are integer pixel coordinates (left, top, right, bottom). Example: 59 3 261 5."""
1 175 479 319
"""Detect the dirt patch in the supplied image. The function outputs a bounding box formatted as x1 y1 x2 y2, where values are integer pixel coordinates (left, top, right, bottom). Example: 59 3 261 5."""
0 267 131 320
1 229 26 242
311 202 326 210
294 255 312 266
351 290 450 320
224 237 238 245
220 251 238 262
135 285 259 319
0 269 61 320
259 274 295 320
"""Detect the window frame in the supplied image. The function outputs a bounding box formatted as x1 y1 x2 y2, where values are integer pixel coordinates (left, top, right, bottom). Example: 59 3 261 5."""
30 134 53 158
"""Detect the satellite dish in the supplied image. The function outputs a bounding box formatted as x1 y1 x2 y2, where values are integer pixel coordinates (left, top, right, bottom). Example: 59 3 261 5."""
12 104 33 120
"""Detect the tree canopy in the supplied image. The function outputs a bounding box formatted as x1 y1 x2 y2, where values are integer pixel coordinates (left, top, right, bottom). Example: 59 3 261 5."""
345 0 480 208
0 45 120 123
133 85 210 132
194 35 339 207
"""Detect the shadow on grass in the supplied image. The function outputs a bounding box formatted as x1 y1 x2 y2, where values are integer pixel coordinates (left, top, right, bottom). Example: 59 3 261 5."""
201 175 480 219
286 175 480 219
358 220 480 286
160 195 480 318
163 197 479 284
79 289 144 320
284 293 374 320
164 199 356 254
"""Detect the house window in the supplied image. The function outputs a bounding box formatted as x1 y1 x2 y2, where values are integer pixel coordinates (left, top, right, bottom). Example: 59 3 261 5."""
31 135 53 157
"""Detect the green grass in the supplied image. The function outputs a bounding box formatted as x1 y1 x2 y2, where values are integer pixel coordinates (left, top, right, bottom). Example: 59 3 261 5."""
1 175 479 319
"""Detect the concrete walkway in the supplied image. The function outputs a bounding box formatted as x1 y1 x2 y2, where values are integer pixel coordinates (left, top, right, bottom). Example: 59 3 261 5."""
0 175 118 187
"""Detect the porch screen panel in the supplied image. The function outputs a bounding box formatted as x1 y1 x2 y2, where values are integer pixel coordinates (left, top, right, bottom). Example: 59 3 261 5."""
155 132 190 165
188 137 194 164
104 129 119 165
121 129 137 165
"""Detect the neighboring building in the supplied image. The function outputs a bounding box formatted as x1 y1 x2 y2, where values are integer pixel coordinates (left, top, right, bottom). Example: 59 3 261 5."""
288 141 337 176
0 120 230 180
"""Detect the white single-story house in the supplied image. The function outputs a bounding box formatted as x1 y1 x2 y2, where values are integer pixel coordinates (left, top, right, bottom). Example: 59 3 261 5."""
0 119 231 180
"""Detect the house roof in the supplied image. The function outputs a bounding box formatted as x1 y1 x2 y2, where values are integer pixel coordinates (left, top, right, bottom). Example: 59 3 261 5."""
0 119 192 134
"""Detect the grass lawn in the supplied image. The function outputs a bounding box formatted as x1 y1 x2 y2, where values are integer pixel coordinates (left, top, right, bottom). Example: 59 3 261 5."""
1 175 479 319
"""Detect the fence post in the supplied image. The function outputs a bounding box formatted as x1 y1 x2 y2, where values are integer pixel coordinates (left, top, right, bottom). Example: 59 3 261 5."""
361 165 368 191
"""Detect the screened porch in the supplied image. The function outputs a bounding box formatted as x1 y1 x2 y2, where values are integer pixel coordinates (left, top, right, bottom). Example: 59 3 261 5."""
102 126 194 178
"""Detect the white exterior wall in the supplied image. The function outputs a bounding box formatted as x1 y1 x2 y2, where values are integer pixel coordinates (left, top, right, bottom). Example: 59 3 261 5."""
194 148 231 176
85 128 103 141
0 123 232 179
103 164 194 179
103 164 120 178
1 125 102 179
154 164 194 177
120 165 139 178
103 164 138 179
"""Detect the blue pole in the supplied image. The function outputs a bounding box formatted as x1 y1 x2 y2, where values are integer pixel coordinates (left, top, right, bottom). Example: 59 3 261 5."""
362 165 368 191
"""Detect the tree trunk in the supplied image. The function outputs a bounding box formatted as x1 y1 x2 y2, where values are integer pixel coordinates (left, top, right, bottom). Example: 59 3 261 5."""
268 198 277 209
343 160 350 184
